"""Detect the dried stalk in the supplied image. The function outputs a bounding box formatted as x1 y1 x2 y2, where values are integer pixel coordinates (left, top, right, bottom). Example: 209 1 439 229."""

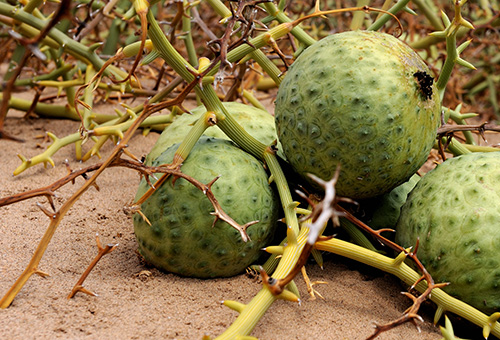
68 234 118 299
0 69 198 308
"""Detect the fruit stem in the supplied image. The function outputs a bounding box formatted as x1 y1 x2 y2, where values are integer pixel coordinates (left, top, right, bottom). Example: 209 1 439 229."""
146 9 294 162
263 149 300 237
315 237 500 338
367 0 411 31
216 226 309 339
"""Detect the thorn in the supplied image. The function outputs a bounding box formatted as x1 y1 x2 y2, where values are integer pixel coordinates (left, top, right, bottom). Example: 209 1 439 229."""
36 202 57 219
484 312 500 339
264 246 284 255
46 194 56 211
403 5 417 15
46 132 58 142
456 57 476 70
68 285 98 299
456 40 472 54
277 288 300 303
17 154 30 163
434 305 445 324
459 17 474 30
222 300 246 313
34 269 50 278
206 175 221 189
137 210 151 226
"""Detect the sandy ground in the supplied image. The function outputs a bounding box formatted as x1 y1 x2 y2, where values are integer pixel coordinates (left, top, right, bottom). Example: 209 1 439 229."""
0 103 461 340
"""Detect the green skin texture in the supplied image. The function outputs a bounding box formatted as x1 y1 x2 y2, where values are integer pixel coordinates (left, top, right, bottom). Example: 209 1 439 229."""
362 173 420 230
396 152 500 313
275 30 441 199
145 102 278 165
134 137 279 278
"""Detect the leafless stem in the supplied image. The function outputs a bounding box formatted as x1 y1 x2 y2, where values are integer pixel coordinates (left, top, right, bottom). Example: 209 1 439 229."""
68 234 118 299
336 206 448 339
438 122 500 136
263 166 344 295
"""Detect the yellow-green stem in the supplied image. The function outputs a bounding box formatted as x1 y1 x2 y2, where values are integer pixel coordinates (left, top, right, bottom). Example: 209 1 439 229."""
172 111 214 162
315 238 500 338
216 226 309 339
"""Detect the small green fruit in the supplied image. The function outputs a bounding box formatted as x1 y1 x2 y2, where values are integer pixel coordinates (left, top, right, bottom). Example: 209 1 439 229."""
134 137 279 278
275 30 440 199
396 152 500 313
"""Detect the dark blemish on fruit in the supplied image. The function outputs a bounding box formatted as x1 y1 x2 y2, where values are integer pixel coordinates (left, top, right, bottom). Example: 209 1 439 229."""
414 71 434 100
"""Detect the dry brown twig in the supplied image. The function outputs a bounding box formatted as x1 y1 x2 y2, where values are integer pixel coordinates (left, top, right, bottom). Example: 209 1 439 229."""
261 166 346 296
67 233 118 299
437 122 500 136
207 0 269 74
124 160 258 242
0 63 205 308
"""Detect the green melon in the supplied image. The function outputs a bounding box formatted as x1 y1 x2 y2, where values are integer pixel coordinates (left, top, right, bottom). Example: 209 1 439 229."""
134 137 279 278
396 152 500 313
146 102 278 165
275 30 441 199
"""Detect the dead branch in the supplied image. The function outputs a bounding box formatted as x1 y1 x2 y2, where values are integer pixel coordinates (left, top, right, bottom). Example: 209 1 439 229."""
0 67 201 308
68 233 118 299
437 122 500 136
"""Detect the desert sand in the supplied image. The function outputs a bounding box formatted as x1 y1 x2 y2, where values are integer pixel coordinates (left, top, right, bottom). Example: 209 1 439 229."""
0 105 460 340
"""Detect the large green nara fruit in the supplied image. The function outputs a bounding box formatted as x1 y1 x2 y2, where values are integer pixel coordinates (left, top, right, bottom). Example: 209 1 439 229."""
396 152 500 313
133 137 279 278
145 102 278 165
275 30 441 199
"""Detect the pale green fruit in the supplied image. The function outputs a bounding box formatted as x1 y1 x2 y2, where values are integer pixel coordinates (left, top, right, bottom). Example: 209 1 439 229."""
396 152 500 313
275 30 440 199
134 137 279 278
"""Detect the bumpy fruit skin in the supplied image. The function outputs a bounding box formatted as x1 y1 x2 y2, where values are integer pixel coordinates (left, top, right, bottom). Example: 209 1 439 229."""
134 137 279 278
146 102 277 165
275 30 441 199
361 173 420 230
396 152 500 313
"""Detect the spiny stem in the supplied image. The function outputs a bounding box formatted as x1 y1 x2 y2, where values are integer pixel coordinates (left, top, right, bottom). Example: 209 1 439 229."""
367 0 411 31
0 80 192 308
315 237 500 338
434 1 476 99
217 226 309 339
67 234 118 299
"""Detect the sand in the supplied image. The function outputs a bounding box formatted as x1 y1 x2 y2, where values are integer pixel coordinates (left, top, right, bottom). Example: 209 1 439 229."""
0 107 452 340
